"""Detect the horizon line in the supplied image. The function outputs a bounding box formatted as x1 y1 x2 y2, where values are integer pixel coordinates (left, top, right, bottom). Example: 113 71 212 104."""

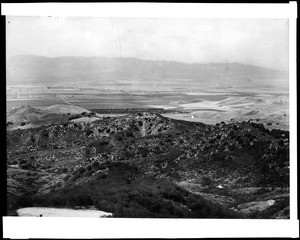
8 54 288 72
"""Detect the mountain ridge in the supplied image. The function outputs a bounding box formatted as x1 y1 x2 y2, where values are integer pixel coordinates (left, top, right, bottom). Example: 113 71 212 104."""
7 55 288 84
8 54 286 72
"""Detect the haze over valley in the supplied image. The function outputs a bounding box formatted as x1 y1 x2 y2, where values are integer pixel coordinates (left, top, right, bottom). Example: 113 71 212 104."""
7 55 289 130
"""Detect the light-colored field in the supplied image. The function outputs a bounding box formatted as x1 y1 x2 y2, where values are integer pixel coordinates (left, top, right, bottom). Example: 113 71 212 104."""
164 94 289 130
179 101 230 111
17 207 112 217
6 81 289 130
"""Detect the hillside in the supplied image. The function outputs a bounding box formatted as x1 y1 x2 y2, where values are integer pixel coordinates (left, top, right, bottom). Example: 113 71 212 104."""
6 104 97 130
7 55 287 85
7 112 289 218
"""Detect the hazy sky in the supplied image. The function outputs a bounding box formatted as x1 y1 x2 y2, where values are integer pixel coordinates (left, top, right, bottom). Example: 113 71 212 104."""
6 16 288 71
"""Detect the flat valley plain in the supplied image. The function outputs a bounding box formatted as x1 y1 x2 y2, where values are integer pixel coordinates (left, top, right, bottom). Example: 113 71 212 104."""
7 77 289 130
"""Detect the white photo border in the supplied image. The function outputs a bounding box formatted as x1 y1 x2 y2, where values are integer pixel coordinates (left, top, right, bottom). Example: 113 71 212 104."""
2 2 298 238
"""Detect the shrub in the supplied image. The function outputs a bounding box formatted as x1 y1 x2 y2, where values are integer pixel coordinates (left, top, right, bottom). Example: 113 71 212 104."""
86 165 93 171
83 170 94 177
19 159 27 164
21 162 33 170
96 173 107 180
92 161 99 169
70 174 80 182
202 176 214 186
11 160 18 165
86 129 93 136
78 166 86 174
278 140 284 147
63 175 71 181
125 131 134 138
139 147 149 158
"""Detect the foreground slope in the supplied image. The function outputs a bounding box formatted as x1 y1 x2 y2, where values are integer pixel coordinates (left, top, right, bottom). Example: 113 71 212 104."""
7 112 289 218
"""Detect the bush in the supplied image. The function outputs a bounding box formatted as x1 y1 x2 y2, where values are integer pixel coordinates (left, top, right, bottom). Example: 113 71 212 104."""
92 161 99 169
86 129 93 136
78 166 86 174
21 162 33 170
202 176 214 186
19 160 27 165
86 165 93 171
11 160 18 165
63 175 71 181
124 151 132 159
83 170 94 177
96 173 107 180
139 147 149 158
70 174 80 182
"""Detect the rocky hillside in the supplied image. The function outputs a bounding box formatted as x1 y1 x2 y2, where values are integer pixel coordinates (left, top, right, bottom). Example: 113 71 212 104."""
7 112 289 218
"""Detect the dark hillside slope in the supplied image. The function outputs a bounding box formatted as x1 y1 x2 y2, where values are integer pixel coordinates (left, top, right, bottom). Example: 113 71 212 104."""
7 113 289 218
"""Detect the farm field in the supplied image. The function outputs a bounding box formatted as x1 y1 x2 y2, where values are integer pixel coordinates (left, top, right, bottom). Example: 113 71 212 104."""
7 80 289 130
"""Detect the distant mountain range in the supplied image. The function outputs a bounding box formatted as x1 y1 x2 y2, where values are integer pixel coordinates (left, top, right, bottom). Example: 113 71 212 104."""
7 55 288 85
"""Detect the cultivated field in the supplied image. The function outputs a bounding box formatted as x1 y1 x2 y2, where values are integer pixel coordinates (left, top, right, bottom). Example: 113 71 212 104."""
7 79 289 130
